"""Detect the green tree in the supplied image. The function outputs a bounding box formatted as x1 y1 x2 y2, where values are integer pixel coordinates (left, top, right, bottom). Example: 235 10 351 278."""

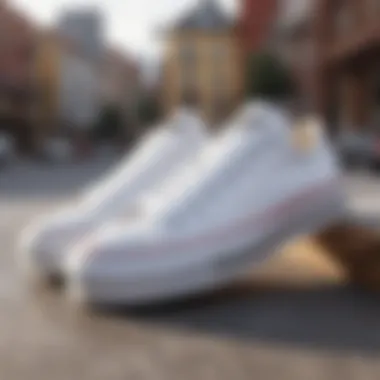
246 52 294 102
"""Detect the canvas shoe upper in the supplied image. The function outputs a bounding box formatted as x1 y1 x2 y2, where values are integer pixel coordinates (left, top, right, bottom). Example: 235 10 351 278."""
19 107 208 277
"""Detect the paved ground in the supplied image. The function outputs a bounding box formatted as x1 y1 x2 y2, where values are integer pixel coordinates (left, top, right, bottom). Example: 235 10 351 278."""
1 157 380 379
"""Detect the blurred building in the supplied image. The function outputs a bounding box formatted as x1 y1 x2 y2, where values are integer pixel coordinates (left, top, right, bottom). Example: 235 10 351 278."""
58 40 100 138
163 0 243 124
239 0 278 54
101 48 140 139
57 7 105 63
272 0 316 108
315 0 380 133
35 31 100 145
34 31 59 145
0 0 39 153
239 0 317 107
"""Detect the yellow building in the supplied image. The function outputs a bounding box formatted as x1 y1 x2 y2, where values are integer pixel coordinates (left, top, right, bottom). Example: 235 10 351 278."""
163 0 243 125
34 30 64 143
34 30 100 149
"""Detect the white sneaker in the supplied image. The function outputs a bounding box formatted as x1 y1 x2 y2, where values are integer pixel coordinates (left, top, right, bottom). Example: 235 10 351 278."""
18 107 208 281
64 102 347 306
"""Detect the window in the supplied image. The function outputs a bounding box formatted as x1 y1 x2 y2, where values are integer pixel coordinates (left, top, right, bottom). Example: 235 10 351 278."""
299 38 314 68
180 42 196 64
211 68 225 94
179 42 197 92
212 42 227 60
367 0 380 17
180 63 197 90
335 1 354 37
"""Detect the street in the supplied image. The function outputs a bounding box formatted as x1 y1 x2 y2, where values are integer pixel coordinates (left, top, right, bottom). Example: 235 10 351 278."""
1 157 380 379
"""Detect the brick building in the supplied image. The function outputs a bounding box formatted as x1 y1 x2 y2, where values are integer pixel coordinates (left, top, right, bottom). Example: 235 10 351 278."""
274 0 316 108
0 0 38 152
239 0 318 108
239 0 278 53
315 0 380 134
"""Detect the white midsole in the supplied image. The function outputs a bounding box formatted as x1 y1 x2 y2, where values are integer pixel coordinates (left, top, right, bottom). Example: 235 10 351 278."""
66 186 346 306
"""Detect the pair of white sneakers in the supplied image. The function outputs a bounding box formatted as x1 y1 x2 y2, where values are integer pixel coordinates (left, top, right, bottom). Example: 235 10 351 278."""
19 102 346 306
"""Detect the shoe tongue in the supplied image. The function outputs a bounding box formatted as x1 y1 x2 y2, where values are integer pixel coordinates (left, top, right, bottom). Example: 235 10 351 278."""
291 116 323 152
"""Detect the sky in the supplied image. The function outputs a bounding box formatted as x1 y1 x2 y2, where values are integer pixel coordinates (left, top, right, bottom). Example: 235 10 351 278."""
12 0 238 60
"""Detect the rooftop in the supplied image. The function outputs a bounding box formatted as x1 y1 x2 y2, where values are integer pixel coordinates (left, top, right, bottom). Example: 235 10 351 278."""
172 0 233 32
